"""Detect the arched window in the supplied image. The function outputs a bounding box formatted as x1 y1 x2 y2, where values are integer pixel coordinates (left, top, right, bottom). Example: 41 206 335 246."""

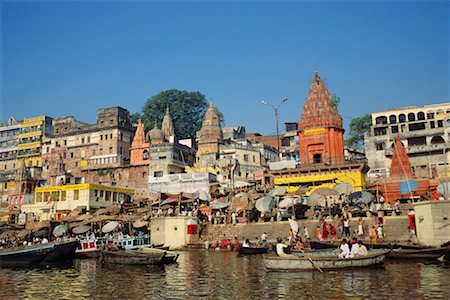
375 116 388 125
408 113 415 121
430 136 445 144
389 115 397 124
143 150 149 160
399 114 406 123
417 112 425 120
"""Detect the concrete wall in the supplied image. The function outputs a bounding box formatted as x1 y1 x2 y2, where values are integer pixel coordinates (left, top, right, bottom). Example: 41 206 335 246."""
151 216 199 250
413 200 450 246
203 216 410 244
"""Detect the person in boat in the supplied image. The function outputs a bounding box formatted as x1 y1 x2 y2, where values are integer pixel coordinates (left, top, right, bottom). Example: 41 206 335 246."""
242 238 251 248
347 238 360 258
293 235 304 251
338 239 350 258
357 240 368 256
275 237 292 257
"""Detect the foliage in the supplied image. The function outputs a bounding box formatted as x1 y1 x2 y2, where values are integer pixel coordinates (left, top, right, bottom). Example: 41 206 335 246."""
131 112 141 124
140 89 224 139
330 94 341 108
345 113 372 149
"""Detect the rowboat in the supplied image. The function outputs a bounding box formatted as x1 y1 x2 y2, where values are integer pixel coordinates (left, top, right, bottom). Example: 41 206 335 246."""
387 247 448 260
101 249 165 265
0 244 54 268
238 247 269 255
263 249 390 271
140 247 179 264
291 248 338 257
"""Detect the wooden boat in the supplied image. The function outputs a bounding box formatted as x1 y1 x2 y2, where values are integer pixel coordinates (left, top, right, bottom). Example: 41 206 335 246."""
102 249 165 265
263 249 390 271
387 247 448 259
0 244 54 268
291 248 338 257
44 240 80 262
310 241 338 250
75 239 102 258
238 247 269 255
140 247 179 264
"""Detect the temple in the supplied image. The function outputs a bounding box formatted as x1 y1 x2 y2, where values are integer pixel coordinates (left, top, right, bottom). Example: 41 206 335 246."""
298 70 345 165
196 100 223 168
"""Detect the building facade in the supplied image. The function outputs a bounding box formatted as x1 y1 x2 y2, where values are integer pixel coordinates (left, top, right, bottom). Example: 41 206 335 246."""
298 70 345 165
0 117 21 202
365 103 450 178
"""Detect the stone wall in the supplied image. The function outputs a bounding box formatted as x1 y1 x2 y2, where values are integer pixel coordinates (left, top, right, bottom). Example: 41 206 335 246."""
201 216 411 245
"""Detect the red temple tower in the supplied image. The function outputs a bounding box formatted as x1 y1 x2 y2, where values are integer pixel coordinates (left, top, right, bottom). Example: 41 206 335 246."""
390 137 414 179
298 70 345 165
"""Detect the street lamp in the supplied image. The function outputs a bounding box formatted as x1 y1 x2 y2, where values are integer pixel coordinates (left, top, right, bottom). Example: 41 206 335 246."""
261 97 288 156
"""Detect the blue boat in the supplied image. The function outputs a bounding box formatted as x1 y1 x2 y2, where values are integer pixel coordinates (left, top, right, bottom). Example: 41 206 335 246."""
0 244 54 268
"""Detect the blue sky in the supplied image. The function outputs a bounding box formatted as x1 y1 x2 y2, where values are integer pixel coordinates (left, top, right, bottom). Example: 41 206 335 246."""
1 1 448 137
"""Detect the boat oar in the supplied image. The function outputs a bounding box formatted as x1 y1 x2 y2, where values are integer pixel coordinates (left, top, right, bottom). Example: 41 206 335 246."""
299 248 323 273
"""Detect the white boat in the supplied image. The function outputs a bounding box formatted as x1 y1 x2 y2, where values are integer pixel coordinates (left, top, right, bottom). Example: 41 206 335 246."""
75 239 103 258
263 249 390 271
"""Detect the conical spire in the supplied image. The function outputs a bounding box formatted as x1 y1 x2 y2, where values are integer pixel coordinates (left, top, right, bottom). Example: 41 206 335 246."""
390 137 414 178
131 119 146 148
161 104 175 141
299 69 342 130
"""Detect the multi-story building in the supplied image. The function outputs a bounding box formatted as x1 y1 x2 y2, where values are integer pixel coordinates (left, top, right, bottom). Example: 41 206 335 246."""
42 107 133 186
364 103 450 178
18 115 53 168
0 117 22 202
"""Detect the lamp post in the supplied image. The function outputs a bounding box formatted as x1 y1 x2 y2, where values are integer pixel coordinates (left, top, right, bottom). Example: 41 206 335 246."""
261 97 288 156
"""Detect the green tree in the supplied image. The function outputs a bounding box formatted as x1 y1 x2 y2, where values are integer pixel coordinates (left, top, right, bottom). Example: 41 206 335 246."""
130 112 141 124
345 113 372 149
140 89 223 139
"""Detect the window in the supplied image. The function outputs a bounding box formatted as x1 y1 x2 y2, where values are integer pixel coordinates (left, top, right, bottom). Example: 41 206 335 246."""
100 135 103 141
375 143 385 151
154 171 163 177
64 140 67 146
74 190 79 200
417 112 425 120
81 137 85 143
375 116 388 125
313 154 322 164
70 152 74 158
110 134 113 139
408 113 415 122
389 115 397 124
430 136 445 144
399 114 406 123
391 126 398 134
430 121 435 129
143 150 149 160
437 120 443 127
427 112 434 119
244 154 249 161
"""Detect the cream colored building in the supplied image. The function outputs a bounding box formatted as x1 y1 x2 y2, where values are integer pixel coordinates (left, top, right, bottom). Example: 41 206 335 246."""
413 200 450 247
150 216 199 249
21 183 134 220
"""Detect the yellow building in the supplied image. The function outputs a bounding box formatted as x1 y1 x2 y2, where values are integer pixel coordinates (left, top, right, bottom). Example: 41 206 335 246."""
17 116 53 167
270 163 368 193
21 183 134 220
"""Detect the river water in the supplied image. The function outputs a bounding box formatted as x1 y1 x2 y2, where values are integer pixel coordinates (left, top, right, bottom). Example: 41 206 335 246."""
0 250 449 299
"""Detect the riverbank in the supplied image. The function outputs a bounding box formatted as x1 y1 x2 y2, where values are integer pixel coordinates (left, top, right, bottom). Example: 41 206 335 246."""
201 216 411 245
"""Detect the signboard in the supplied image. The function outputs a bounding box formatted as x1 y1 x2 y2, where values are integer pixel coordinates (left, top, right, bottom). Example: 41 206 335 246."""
303 128 325 135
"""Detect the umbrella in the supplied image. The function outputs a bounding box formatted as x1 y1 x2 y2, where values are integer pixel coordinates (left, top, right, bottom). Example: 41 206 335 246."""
161 198 179 206
311 188 338 196
198 190 211 201
269 187 287 197
90 215 117 223
306 192 325 207
278 197 298 208
333 182 353 195
133 220 148 228
52 224 68 237
399 179 419 195
62 208 82 221
255 196 275 212
75 214 92 221
72 225 91 235
102 221 119 233
211 201 231 210
348 191 374 205
93 208 108 216
288 218 299 235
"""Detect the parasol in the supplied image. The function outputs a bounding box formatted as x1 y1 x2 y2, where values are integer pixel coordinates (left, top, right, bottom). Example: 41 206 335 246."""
211 201 231 210
278 197 298 208
437 182 450 196
310 188 338 196
348 191 374 205
399 179 419 195
333 182 353 195
161 198 179 206
198 190 211 201
133 220 148 228
52 224 68 237
102 221 119 233
72 225 91 235
269 187 287 197
255 196 275 212
75 214 92 222
306 193 325 207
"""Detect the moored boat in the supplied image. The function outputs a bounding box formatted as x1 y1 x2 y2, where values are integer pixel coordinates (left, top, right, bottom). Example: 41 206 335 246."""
101 249 165 265
75 239 103 258
387 247 448 260
140 247 179 264
44 240 80 262
0 244 54 268
263 249 390 271
238 247 269 255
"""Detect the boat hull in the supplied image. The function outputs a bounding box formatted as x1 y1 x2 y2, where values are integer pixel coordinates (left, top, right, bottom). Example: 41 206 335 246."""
263 250 389 271
0 244 54 268
387 247 448 259
102 250 165 265
44 241 80 262
238 247 269 255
